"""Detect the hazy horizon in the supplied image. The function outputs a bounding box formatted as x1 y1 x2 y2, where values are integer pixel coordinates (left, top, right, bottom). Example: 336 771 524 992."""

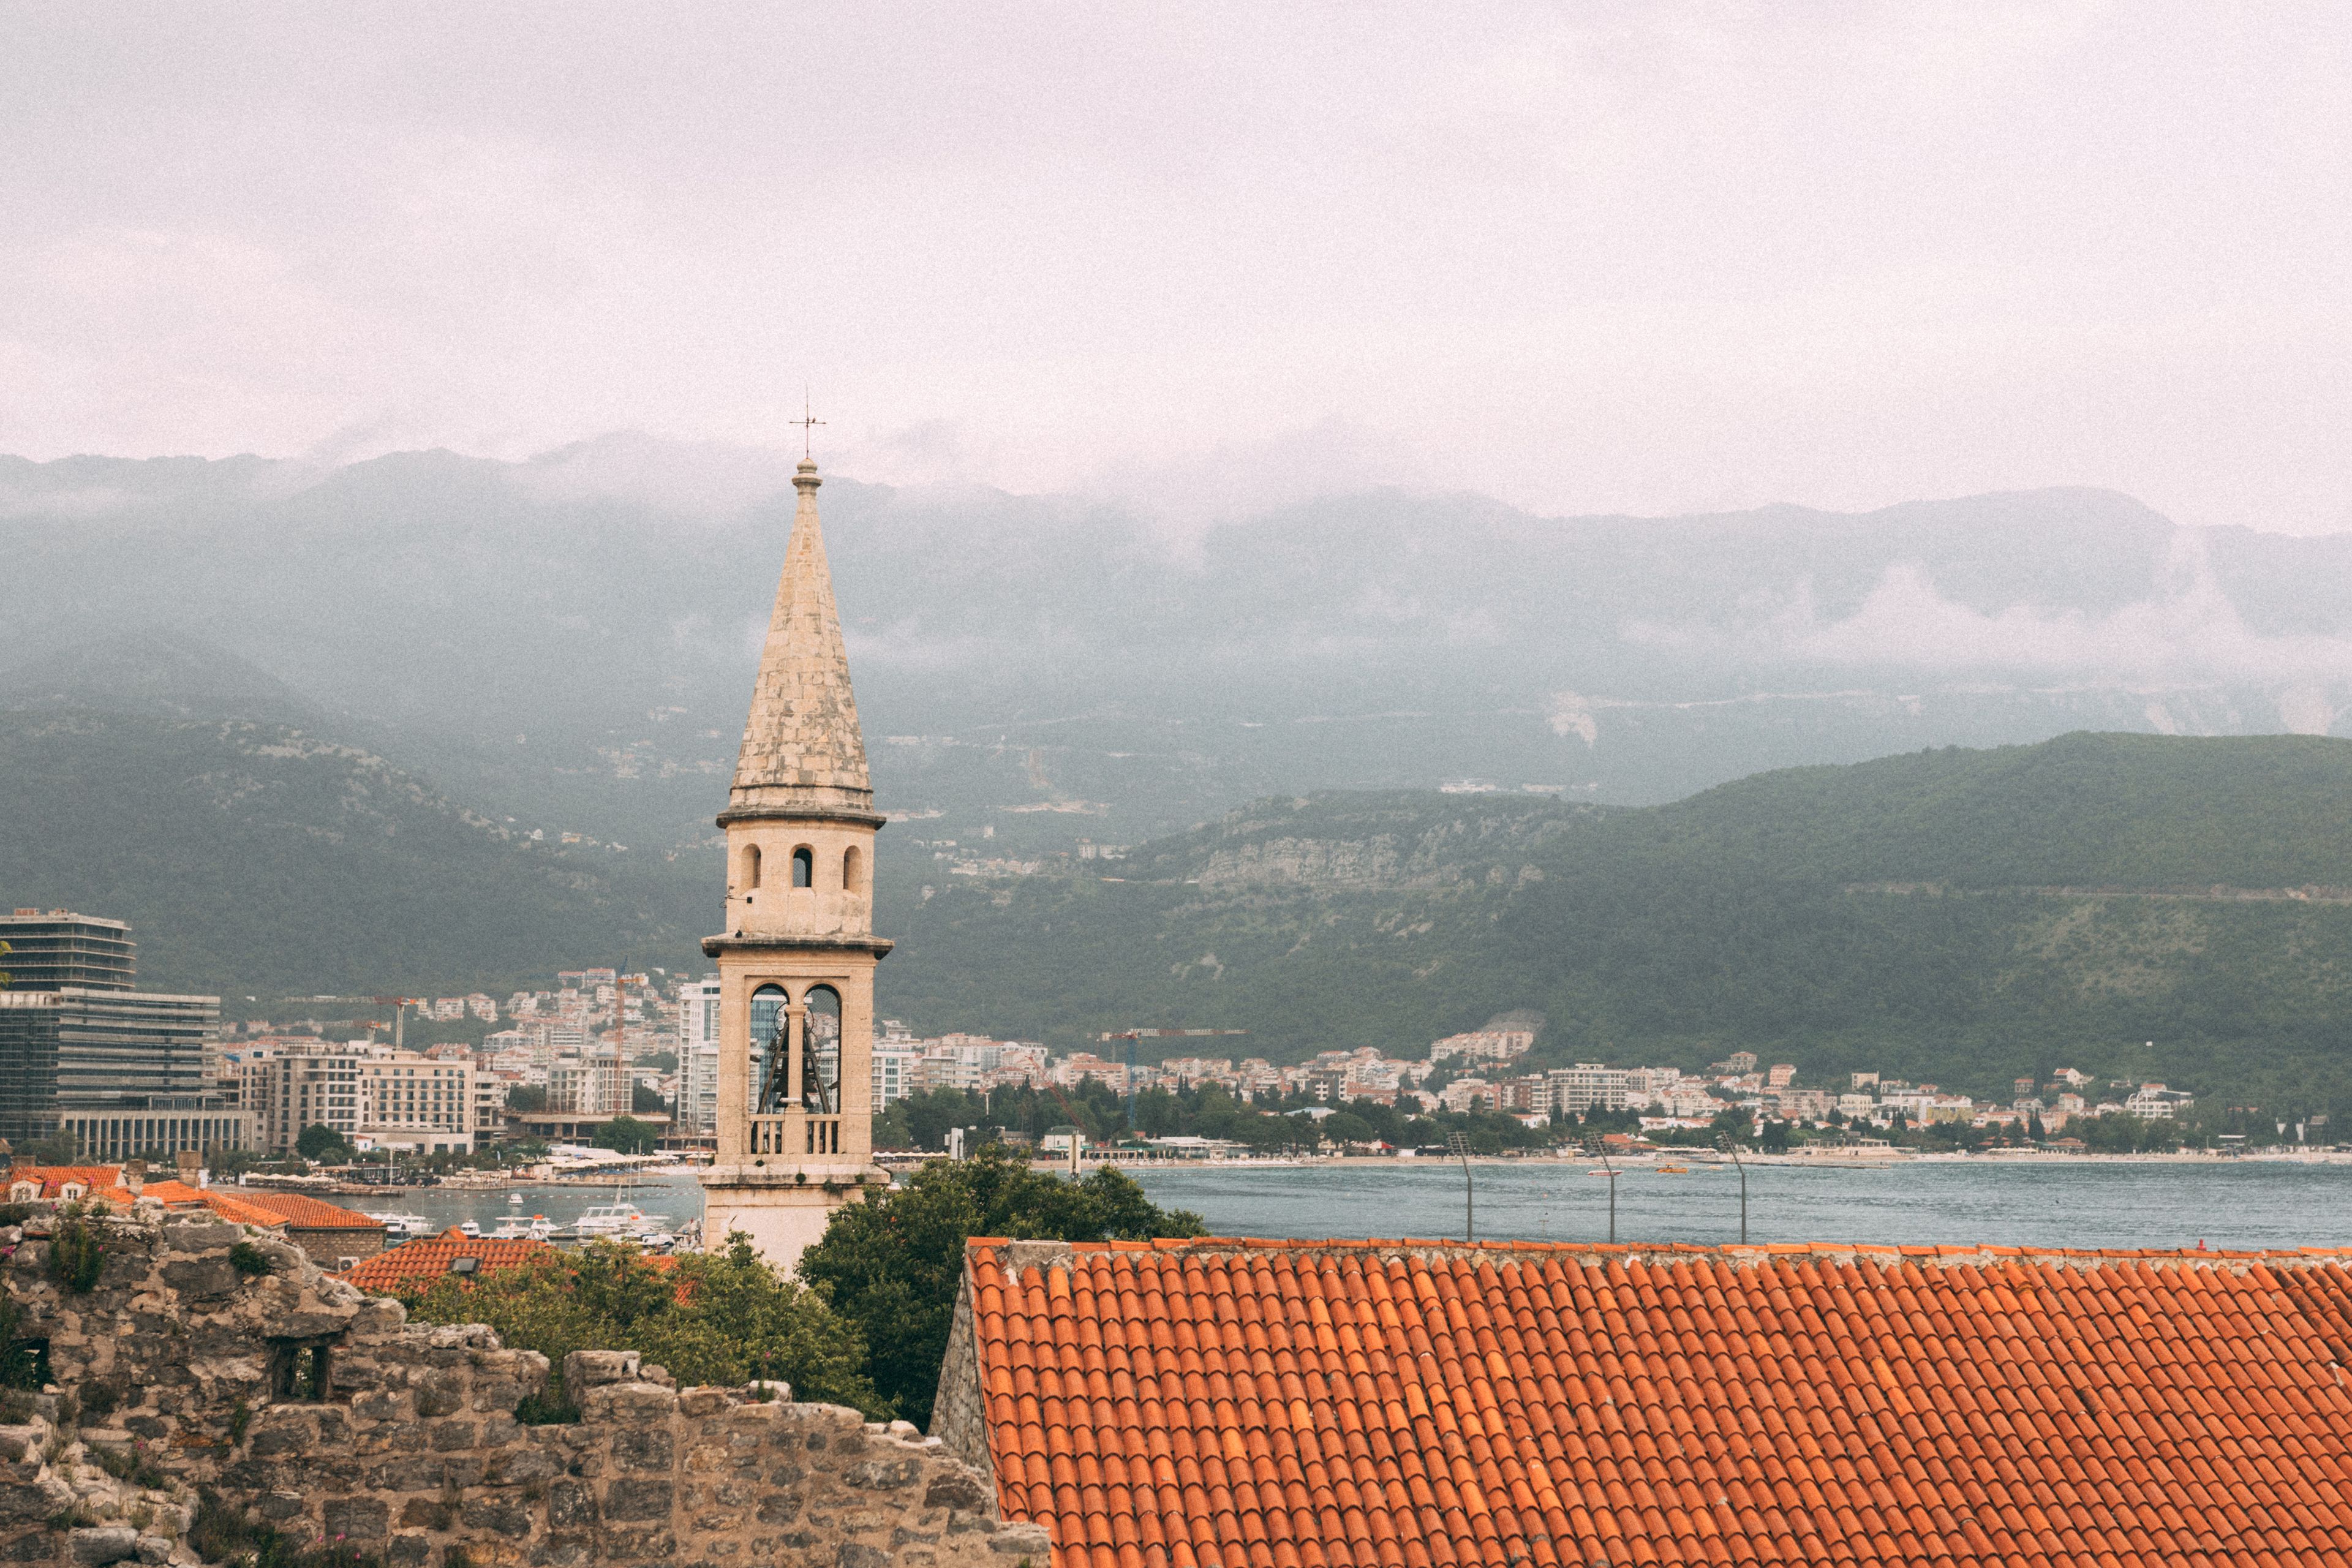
6 5 2350 534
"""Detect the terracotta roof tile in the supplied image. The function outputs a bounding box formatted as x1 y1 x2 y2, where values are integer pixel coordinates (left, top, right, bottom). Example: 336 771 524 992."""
963 1237 2352 1568
232 1189 386 1229
344 1228 556 1291
138 1180 293 1229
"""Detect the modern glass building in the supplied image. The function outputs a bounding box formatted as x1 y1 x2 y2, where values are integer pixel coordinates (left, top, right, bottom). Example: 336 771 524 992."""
0 912 247 1156
0 910 135 991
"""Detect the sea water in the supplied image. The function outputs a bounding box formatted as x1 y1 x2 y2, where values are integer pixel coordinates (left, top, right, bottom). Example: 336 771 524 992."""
1128 1158 2352 1252
350 1159 2352 1253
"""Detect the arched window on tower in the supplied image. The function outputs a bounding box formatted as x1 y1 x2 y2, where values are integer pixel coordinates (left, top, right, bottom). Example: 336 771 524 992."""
743 845 762 890
843 845 861 892
792 846 813 888
803 986 842 1115
751 985 788 1114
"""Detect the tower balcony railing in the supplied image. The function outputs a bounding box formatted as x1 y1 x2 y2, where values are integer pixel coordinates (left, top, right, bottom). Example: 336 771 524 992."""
747 1112 847 1158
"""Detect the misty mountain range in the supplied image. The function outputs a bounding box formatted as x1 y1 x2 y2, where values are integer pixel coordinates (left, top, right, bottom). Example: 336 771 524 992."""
7 439 2352 869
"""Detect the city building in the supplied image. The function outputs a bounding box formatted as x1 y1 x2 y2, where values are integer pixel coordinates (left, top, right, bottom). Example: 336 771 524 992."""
0 913 246 1158
356 1051 477 1155
0 910 137 991
676 976 722 1134
699 451 892 1274
241 1044 366 1153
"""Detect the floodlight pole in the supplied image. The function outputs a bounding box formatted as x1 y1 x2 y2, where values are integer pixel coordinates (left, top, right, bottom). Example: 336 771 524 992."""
1447 1132 1474 1241
1717 1133 1747 1244
1585 1134 1617 1245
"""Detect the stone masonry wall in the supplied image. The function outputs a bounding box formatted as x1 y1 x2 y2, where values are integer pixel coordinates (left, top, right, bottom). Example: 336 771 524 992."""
0 1204 1049 1568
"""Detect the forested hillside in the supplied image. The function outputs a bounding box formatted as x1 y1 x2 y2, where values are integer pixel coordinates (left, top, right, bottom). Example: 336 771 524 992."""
12 707 2352 1114
0 708 708 994
878 734 2352 1110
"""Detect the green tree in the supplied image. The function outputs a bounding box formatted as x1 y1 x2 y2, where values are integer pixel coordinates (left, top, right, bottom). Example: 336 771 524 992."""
798 1144 1205 1428
593 1115 658 1155
401 1237 880 1412
295 1123 352 1162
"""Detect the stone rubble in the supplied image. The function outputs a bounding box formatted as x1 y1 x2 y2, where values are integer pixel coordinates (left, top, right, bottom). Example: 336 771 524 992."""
0 1205 1048 1568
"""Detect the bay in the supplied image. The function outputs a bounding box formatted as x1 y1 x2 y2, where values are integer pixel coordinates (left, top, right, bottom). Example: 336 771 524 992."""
321 1158 2352 1255
1127 1158 2352 1253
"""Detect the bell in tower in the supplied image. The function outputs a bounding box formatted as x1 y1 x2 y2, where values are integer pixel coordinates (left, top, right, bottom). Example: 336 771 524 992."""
698 444 891 1275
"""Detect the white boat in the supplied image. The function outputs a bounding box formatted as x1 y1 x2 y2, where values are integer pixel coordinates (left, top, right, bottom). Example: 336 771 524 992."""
575 1202 660 1237
489 1215 557 1242
637 1231 677 1251
507 1193 524 1205
458 1219 481 1238
367 1212 436 1238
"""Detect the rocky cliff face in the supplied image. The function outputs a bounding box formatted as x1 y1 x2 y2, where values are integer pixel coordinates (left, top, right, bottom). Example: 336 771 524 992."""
0 1204 1047 1568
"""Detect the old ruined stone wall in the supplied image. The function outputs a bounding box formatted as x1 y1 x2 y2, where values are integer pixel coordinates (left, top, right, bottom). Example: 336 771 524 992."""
0 1205 1048 1568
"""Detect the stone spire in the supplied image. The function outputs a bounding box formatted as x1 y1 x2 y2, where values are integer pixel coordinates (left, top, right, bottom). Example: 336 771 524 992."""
729 457 873 815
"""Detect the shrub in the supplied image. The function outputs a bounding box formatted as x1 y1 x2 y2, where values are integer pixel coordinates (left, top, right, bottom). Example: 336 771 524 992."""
86 1441 167 1490
191 1490 383 1568
400 1237 880 1415
228 1243 274 1278
45 1205 110 1295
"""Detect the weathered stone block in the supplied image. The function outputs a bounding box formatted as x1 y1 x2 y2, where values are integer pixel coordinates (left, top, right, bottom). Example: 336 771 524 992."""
611 1429 673 1474
397 1501 452 1531
461 1496 530 1537
489 1448 559 1488
755 1492 802 1525
158 1260 238 1301
529 1541 595 1568
677 1390 731 1418
323 1496 391 1542
66 1528 137 1567
922 1471 991 1512
562 1351 638 1390
429 1420 477 1452
387 1536 430 1568
581 1385 676 1423
843 1458 919 1491
989 1525 1052 1556
546 1480 597 1529
836 1545 889 1568
601 1477 674 1521
413 1373 467 1419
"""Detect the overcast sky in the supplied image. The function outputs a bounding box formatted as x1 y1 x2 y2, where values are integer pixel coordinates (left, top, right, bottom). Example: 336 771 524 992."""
4 4 2348 532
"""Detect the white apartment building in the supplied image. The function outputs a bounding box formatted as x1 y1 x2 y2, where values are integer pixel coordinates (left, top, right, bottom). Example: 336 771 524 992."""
241 1044 366 1153
1428 1030 1537 1066
875 1034 917 1109
1547 1063 1632 1114
357 1050 477 1154
475 1072 517 1139
676 976 722 1134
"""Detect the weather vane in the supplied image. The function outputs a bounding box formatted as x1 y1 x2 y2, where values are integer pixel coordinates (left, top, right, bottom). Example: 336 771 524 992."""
793 386 825 460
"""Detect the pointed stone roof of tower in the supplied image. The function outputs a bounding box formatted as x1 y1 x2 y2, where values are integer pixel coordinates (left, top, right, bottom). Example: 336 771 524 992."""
729 457 874 816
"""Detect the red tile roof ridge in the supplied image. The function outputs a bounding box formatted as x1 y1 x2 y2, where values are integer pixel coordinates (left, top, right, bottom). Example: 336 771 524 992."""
966 1234 2352 1275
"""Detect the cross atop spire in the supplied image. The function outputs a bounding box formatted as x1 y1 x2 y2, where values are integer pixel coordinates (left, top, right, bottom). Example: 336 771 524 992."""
792 387 826 461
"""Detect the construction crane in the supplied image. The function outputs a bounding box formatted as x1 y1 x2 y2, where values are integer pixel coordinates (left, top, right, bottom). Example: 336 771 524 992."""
1097 1029 1249 1131
368 997 426 1052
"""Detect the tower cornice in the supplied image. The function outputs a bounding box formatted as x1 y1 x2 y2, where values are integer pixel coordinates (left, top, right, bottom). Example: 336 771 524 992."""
714 805 891 830
700 933 897 959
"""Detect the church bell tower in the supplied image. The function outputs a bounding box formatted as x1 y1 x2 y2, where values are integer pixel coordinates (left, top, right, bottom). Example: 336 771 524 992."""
698 450 889 1275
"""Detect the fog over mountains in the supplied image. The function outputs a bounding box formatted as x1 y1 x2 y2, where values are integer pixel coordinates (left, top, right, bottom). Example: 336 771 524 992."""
7 438 2352 869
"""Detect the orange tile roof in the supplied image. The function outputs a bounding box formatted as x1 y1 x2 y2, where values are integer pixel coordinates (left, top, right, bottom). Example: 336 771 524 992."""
138 1180 292 1229
3 1165 124 1199
962 1236 2352 1568
343 1227 556 1292
230 1189 385 1229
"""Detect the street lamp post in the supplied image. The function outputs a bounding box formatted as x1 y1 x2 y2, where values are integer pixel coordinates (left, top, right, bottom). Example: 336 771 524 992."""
1584 1133 1618 1245
1447 1131 1474 1241
1716 1133 1747 1244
